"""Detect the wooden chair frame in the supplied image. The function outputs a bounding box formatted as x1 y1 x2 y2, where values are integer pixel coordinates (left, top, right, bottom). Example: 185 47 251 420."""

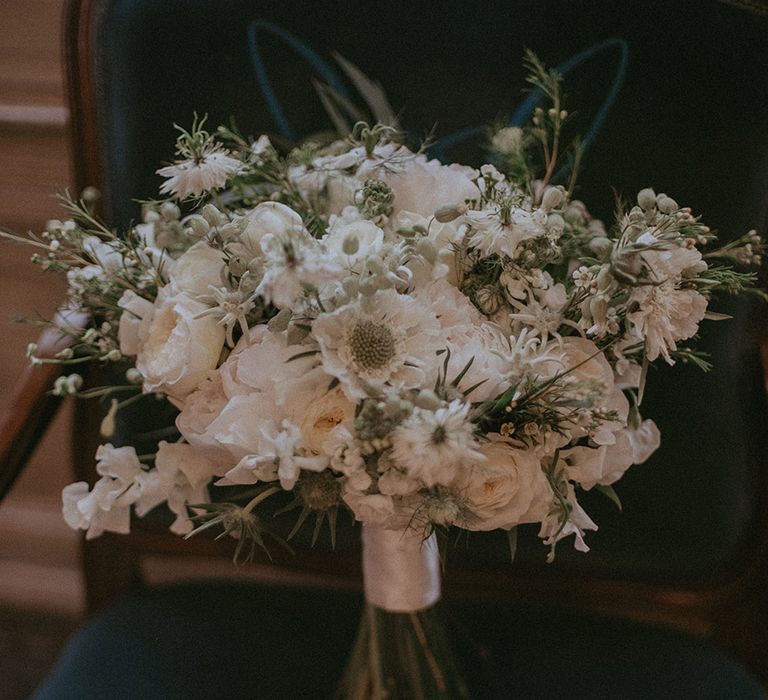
0 0 765 683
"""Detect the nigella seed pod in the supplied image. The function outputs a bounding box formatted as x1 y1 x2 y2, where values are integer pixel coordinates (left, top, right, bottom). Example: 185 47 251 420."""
475 285 502 314
637 188 657 210
160 202 181 220
589 236 613 257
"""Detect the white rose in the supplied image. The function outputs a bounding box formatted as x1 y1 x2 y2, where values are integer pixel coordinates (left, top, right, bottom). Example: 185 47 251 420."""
136 287 226 401
117 289 154 357
300 386 356 455
457 440 550 531
170 241 226 297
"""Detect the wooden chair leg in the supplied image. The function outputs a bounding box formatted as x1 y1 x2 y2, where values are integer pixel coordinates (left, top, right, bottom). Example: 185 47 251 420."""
81 533 144 614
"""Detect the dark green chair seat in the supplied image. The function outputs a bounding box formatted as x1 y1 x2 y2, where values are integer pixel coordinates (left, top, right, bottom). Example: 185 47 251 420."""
34 582 764 699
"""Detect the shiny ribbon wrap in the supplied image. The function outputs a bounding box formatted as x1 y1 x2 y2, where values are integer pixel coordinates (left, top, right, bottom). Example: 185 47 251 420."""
362 524 441 613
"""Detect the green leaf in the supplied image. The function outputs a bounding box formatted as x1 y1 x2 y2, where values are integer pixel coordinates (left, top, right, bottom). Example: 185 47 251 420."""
507 527 518 562
594 484 622 511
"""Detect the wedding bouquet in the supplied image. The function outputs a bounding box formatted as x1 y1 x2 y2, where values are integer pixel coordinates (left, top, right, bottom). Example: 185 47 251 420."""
4 54 763 697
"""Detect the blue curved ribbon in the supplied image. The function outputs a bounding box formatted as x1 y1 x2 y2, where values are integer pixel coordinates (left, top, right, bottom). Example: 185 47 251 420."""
247 20 353 141
247 21 629 170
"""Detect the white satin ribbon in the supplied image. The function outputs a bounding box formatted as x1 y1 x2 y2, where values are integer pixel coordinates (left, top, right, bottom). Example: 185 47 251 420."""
362 524 441 613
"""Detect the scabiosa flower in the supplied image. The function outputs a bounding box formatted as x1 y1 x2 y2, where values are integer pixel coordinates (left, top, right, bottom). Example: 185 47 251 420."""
312 289 441 400
390 400 484 487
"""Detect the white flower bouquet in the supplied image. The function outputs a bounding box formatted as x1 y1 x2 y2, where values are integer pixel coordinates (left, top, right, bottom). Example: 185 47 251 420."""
3 53 764 697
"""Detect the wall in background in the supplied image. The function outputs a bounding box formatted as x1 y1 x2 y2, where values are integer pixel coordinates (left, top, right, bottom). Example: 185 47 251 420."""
0 0 83 615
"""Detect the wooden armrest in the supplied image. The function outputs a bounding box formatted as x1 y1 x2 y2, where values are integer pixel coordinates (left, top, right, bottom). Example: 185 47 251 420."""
0 310 90 502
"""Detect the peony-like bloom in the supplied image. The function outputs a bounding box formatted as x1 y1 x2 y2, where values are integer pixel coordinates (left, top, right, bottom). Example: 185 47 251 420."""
382 156 480 218
170 241 226 297
135 286 226 401
455 440 550 531
300 386 356 455
628 283 707 363
390 400 485 487
312 290 441 400
157 148 241 200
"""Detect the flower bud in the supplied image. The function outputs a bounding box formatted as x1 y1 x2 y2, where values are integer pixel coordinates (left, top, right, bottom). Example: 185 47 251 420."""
637 188 656 210
589 236 613 256
656 195 678 214
65 374 83 393
26 342 38 357
342 234 359 256
126 368 143 384
434 204 466 223
100 399 119 438
56 347 74 360
185 215 210 238
81 186 100 203
160 202 181 220
541 187 564 211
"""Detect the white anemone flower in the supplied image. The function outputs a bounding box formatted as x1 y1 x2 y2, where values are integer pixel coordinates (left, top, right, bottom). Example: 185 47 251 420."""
312 290 441 400
390 400 485 487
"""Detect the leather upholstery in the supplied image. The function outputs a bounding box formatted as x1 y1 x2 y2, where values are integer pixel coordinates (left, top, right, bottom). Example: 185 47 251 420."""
91 0 768 580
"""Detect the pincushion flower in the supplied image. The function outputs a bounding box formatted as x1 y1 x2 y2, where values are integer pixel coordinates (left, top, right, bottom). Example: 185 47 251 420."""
312 289 441 399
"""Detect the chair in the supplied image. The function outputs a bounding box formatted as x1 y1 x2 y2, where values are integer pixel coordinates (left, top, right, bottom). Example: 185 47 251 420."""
2 0 767 696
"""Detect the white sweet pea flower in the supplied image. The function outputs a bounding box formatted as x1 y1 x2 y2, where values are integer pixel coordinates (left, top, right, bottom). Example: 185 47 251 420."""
61 444 145 539
117 289 154 357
